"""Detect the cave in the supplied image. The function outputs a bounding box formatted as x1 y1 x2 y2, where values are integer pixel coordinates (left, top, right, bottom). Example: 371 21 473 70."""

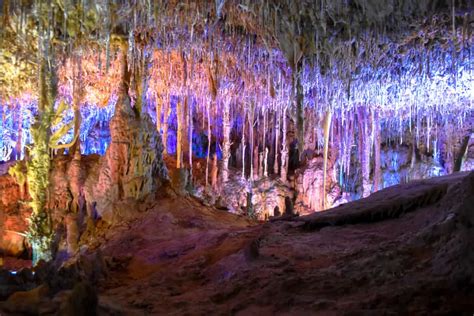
0 0 473 314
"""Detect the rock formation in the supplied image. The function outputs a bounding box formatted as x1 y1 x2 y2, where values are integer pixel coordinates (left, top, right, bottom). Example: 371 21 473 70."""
294 156 341 214
84 94 167 224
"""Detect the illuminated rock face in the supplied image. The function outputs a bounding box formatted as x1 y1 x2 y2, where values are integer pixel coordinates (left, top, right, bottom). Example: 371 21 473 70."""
220 173 292 220
380 147 447 188
294 157 341 214
84 95 168 224
0 174 29 257
250 178 292 220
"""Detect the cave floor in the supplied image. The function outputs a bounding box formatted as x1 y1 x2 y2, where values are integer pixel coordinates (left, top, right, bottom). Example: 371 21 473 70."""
85 172 474 315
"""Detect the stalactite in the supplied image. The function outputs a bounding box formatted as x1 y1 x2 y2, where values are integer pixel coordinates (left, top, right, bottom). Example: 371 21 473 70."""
163 95 171 155
254 107 260 179
133 57 143 117
344 113 354 187
295 63 304 163
176 99 184 169
156 95 162 132
262 108 267 158
176 51 187 169
14 103 22 160
373 110 381 192
264 147 269 177
188 98 193 175
258 151 264 177
253 145 259 180
410 125 417 170
249 102 255 181
205 100 211 187
322 110 332 209
221 99 231 183
358 107 371 198
188 49 195 177
70 51 84 155
274 105 280 175
280 106 288 183
211 152 218 191
241 109 246 180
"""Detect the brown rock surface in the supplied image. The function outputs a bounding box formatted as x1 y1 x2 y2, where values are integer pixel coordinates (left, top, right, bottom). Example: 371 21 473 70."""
70 171 472 314
0 173 29 257
1 168 473 314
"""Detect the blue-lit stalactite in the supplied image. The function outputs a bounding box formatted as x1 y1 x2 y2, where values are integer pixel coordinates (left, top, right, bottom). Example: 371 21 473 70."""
0 99 114 162
143 95 222 160
0 100 36 162
0 91 221 163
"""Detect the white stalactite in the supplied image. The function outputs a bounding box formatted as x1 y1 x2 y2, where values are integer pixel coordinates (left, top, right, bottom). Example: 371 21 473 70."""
280 106 288 183
264 147 269 177
221 99 231 183
322 110 332 209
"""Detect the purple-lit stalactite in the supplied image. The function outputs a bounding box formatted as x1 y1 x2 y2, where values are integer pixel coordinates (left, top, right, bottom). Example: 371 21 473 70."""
0 34 473 215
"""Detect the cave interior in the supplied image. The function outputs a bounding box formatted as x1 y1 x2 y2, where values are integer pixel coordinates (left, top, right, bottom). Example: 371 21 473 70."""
0 0 473 314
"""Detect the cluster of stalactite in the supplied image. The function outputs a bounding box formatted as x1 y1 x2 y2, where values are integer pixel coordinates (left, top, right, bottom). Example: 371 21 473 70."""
0 36 472 215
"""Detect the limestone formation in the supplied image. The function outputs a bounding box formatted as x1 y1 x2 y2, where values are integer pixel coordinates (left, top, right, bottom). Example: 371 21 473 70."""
84 94 168 224
294 156 341 214
221 171 292 220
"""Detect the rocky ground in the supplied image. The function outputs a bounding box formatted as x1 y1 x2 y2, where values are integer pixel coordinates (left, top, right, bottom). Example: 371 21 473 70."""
1 171 473 315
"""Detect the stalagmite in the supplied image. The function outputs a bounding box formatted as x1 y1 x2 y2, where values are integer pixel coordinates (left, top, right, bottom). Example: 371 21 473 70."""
65 213 79 255
322 110 332 209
